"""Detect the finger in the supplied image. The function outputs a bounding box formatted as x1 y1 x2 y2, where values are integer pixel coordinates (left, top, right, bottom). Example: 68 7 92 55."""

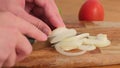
18 21 47 41
32 7 55 30
31 7 44 17
0 49 9 67
3 50 16 67
16 33 32 62
35 0 65 28
0 36 13 67
13 8 51 36
1 12 48 41
26 0 33 3
0 63 2 68
25 2 35 13
13 15 48 41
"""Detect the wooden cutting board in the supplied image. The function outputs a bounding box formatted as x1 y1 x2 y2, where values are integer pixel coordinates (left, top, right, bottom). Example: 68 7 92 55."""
14 21 120 68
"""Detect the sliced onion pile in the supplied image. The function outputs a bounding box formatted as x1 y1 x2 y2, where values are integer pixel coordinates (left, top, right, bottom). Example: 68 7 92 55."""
49 27 111 56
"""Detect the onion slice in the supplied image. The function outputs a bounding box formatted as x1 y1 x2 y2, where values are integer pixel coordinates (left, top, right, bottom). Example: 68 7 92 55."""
49 29 77 44
49 27 111 56
55 45 87 56
49 27 67 37
79 45 96 51
75 33 90 39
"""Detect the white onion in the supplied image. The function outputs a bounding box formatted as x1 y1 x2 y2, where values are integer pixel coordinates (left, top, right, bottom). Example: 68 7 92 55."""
88 36 96 39
97 34 108 40
79 45 96 51
50 27 67 37
50 29 77 43
49 27 111 56
75 33 90 39
54 40 82 51
55 45 87 56
95 40 111 47
83 38 96 45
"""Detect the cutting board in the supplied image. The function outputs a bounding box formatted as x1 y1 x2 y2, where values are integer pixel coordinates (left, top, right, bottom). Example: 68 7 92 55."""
14 21 120 68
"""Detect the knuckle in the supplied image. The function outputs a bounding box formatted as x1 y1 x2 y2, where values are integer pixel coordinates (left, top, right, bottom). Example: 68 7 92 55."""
25 46 32 55
0 11 14 17
9 27 19 35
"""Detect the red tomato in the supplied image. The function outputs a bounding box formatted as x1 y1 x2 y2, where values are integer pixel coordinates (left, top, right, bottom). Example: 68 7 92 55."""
79 0 104 21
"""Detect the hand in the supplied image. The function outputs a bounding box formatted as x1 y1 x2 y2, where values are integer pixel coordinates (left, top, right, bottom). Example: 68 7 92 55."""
0 12 47 67
0 12 47 41
0 26 32 67
0 0 65 34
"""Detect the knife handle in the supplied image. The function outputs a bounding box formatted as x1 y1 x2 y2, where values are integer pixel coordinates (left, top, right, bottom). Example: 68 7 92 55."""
27 37 35 44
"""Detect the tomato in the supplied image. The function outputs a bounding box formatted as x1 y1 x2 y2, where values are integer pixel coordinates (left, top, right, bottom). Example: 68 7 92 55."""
79 0 104 21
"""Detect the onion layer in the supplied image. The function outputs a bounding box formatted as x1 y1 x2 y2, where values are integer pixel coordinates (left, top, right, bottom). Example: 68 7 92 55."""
55 44 87 56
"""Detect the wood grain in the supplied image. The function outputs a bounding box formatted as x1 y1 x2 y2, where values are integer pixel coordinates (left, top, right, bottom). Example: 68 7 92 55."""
56 0 120 67
14 22 120 68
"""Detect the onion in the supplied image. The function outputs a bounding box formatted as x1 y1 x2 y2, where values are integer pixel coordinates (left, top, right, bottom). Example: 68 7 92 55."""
75 33 90 39
49 29 77 44
55 45 87 56
53 40 82 51
88 36 96 39
83 38 96 45
49 27 111 56
94 40 111 47
96 34 108 40
62 33 89 42
49 27 67 37
79 45 96 51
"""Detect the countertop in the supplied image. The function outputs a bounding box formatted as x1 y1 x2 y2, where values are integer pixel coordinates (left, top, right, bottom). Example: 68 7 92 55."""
55 0 120 68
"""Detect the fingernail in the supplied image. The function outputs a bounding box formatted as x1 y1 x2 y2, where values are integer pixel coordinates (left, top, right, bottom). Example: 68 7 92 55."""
56 19 66 27
41 33 48 41
42 28 51 36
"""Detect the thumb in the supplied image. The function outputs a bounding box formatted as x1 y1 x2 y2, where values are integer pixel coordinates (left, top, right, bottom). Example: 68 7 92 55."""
12 8 51 36
16 33 32 62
